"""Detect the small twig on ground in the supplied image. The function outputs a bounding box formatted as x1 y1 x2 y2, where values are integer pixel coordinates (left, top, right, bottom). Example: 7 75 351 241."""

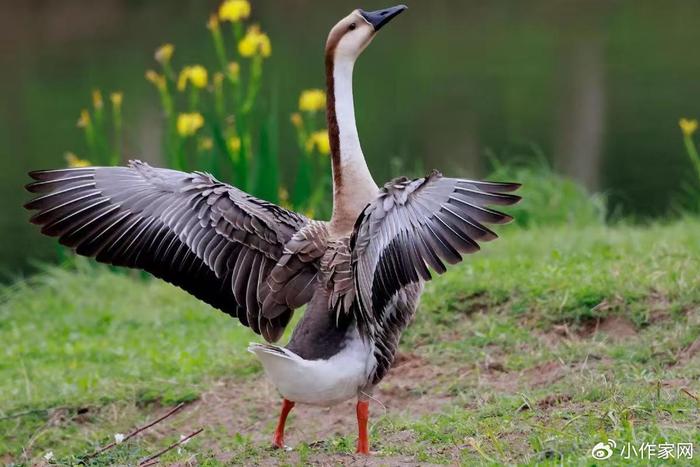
681 388 699 402
138 428 204 466
21 413 57 462
84 402 186 460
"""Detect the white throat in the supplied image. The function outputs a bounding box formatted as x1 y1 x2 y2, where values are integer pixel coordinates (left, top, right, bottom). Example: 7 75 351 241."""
329 55 378 234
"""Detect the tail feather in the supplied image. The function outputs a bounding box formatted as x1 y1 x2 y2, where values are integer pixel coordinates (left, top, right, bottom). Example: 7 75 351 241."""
247 342 299 360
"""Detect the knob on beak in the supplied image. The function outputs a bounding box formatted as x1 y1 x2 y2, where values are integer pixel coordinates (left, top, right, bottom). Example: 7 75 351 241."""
359 5 408 31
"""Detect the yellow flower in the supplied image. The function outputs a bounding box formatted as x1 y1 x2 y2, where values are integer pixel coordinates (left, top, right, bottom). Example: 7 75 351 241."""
177 66 208 91
228 62 240 80
198 137 214 151
155 43 174 64
290 112 303 128
189 65 208 88
65 152 91 168
177 68 189 91
306 130 331 155
238 25 271 58
110 92 123 108
278 187 289 203
207 14 220 32
219 0 251 22
177 112 204 137
299 89 326 112
77 109 91 128
680 118 698 137
228 136 242 153
92 90 103 110
145 70 166 90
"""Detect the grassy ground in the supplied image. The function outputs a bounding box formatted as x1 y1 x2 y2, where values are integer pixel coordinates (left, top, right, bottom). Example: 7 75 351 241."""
1 219 699 465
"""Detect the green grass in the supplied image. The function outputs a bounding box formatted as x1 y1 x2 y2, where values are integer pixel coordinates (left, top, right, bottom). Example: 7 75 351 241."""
2 219 699 465
487 159 607 228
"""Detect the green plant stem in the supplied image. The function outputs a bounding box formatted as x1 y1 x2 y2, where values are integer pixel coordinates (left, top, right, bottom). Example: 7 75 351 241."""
162 62 176 82
253 114 279 202
176 137 187 171
242 56 263 115
210 26 228 72
156 82 176 169
111 103 122 166
82 118 97 161
214 79 225 119
229 23 246 103
189 87 200 112
93 104 110 164
683 135 700 181
292 121 312 210
208 119 232 179
292 152 312 211
159 83 174 119
238 132 250 190
232 22 244 48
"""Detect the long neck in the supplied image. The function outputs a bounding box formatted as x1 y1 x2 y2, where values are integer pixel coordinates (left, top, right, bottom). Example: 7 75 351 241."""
326 53 377 234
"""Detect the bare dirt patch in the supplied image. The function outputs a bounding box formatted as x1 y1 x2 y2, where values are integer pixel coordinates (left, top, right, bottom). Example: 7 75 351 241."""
479 360 572 393
524 360 570 387
536 393 573 409
144 352 452 465
676 337 700 365
647 293 673 324
577 315 638 341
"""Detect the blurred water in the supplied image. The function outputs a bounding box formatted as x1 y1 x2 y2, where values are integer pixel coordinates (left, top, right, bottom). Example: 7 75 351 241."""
1 0 699 276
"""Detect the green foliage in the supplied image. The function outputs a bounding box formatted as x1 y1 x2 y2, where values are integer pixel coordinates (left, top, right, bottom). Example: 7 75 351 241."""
679 118 700 182
419 219 700 330
68 92 123 167
487 158 607 228
677 118 700 214
67 1 331 216
290 91 332 218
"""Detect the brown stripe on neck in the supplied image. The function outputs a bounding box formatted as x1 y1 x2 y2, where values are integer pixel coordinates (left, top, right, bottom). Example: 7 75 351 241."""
325 31 342 190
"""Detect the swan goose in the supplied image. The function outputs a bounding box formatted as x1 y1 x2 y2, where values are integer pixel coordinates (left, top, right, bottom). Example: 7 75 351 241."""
24 5 520 455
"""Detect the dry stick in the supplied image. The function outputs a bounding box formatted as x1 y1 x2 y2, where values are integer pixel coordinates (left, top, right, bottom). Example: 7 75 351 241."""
138 428 204 466
681 388 699 402
84 402 186 460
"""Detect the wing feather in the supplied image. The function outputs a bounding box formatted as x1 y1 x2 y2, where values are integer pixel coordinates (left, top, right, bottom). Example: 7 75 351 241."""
25 161 314 342
350 172 520 382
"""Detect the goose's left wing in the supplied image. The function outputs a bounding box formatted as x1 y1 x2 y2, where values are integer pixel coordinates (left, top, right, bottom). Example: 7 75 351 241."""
350 171 520 380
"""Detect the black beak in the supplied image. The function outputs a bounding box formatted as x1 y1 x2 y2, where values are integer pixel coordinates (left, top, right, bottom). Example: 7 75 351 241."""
359 5 408 31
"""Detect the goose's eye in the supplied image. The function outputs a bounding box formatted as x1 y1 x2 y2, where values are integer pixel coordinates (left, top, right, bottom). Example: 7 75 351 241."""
349 23 357 31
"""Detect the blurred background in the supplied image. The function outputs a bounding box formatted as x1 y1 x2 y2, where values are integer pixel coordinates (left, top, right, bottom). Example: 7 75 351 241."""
2 0 699 277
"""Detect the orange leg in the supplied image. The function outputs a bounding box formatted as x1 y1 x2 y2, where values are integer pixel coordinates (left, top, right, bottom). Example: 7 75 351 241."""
272 399 295 449
356 400 370 454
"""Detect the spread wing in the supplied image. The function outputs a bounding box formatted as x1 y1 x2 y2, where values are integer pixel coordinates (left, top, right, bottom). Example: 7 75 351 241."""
25 161 312 342
350 171 521 379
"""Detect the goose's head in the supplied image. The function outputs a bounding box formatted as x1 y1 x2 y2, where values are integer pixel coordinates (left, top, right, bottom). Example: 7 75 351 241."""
326 5 407 62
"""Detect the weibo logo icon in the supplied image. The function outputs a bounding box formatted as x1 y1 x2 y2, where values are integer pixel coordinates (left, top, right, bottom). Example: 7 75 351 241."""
591 439 617 460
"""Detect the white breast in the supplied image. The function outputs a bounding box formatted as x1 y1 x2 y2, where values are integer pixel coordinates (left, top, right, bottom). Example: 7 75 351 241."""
248 331 375 406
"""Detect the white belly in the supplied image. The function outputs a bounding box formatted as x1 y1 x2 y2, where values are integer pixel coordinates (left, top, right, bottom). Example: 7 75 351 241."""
248 332 374 406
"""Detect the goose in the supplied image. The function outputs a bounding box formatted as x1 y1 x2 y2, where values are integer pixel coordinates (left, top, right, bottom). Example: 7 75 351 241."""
24 5 520 455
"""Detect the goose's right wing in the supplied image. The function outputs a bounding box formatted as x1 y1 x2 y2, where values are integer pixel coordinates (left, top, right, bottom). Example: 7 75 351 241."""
350 171 521 380
25 161 313 342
